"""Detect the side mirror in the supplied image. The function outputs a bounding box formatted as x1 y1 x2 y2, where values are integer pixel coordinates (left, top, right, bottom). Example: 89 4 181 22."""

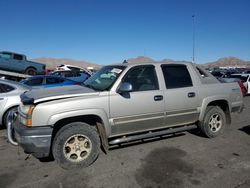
118 82 132 93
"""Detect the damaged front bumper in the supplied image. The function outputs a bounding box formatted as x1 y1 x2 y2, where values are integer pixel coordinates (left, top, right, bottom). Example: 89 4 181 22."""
6 112 53 158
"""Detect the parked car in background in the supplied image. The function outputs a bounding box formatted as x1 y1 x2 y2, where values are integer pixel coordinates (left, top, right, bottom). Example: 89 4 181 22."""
228 74 250 94
50 70 90 82
0 79 30 128
211 70 238 79
56 64 93 75
20 75 79 88
0 51 46 75
218 77 247 96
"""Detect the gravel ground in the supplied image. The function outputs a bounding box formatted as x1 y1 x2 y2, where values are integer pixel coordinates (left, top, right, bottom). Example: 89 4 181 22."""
0 97 250 188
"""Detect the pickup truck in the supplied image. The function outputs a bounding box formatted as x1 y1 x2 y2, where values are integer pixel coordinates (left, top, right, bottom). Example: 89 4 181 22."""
8 61 244 169
0 51 45 75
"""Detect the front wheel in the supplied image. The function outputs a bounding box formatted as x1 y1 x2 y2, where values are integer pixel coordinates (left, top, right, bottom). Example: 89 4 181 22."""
199 106 226 138
52 122 100 169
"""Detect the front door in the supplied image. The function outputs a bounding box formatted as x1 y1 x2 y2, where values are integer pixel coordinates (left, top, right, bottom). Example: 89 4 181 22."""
109 65 165 136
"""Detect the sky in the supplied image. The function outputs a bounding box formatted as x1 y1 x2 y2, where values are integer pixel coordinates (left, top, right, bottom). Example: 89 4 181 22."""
0 0 249 65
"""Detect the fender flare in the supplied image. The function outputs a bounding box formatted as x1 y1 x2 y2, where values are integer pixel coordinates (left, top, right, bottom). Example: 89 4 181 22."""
198 96 231 122
48 109 110 152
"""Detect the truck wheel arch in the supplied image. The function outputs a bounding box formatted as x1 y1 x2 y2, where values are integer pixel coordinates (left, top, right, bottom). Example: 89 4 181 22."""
51 114 109 153
199 99 231 125
24 67 37 75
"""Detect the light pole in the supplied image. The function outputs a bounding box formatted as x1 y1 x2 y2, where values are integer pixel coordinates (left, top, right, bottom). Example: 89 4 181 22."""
192 15 196 64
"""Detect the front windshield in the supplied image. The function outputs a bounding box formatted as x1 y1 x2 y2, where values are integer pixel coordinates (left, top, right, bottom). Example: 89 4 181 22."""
84 65 126 91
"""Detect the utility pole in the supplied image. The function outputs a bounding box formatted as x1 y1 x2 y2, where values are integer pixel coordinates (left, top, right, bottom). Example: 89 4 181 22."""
192 15 196 64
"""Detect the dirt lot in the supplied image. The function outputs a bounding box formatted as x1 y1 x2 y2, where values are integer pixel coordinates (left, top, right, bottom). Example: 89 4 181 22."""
0 98 250 188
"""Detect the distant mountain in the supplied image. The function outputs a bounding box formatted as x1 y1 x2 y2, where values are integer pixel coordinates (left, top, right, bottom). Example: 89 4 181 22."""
205 57 250 68
126 56 155 63
126 56 190 64
32 57 101 70
32 56 250 71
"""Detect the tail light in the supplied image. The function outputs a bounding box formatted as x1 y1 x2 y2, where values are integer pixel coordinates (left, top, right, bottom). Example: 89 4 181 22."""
57 68 64 70
237 81 247 97
42 65 46 74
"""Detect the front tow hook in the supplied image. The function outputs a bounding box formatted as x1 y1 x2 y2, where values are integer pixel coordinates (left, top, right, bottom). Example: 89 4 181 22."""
6 111 18 146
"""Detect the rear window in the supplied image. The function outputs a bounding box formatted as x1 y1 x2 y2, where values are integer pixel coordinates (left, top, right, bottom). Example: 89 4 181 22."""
196 67 209 78
68 66 81 72
161 64 193 89
229 75 249 82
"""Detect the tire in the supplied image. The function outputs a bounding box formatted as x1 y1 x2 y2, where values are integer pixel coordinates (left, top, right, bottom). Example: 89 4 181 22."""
25 67 37 75
2 107 18 129
52 122 100 169
199 106 226 138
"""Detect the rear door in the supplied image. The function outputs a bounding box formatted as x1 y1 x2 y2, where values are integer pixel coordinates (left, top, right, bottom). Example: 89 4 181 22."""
12 53 26 72
109 65 165 136
161 64 199 127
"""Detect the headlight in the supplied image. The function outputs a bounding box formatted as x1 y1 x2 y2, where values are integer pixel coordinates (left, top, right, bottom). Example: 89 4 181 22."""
19 105 35 127
20 105 35 115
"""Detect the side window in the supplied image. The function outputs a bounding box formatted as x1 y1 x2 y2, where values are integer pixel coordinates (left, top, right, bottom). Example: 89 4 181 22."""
0 83 15 93
52 72 61 76
161 64 193 89
46 78 59 84
46 77 63 84
76 72 81 77
64 71 74 77
27 78 43 86
0 53 12 59
122 65 159 92
13 54 23 60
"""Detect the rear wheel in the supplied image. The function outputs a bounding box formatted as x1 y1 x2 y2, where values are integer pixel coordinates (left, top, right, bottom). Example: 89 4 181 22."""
199 106 226 138
52 122 100 169
25 67 37 75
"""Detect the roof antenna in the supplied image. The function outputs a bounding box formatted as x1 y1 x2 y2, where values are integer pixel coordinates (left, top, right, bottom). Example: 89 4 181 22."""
192 15 196 64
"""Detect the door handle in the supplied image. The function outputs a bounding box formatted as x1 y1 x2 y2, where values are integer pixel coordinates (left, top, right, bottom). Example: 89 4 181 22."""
154 95 163 101
188 92 196 98
0 98 4 100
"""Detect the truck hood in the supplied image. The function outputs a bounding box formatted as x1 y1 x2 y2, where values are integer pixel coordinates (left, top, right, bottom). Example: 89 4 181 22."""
21 85 97 104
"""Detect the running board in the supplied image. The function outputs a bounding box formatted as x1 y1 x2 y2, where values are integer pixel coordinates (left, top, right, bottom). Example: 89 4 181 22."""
109 125 197 145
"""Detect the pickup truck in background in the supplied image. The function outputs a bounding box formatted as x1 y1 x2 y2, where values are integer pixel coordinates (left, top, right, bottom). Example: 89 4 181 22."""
8 61 244 169
0 51 45 75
